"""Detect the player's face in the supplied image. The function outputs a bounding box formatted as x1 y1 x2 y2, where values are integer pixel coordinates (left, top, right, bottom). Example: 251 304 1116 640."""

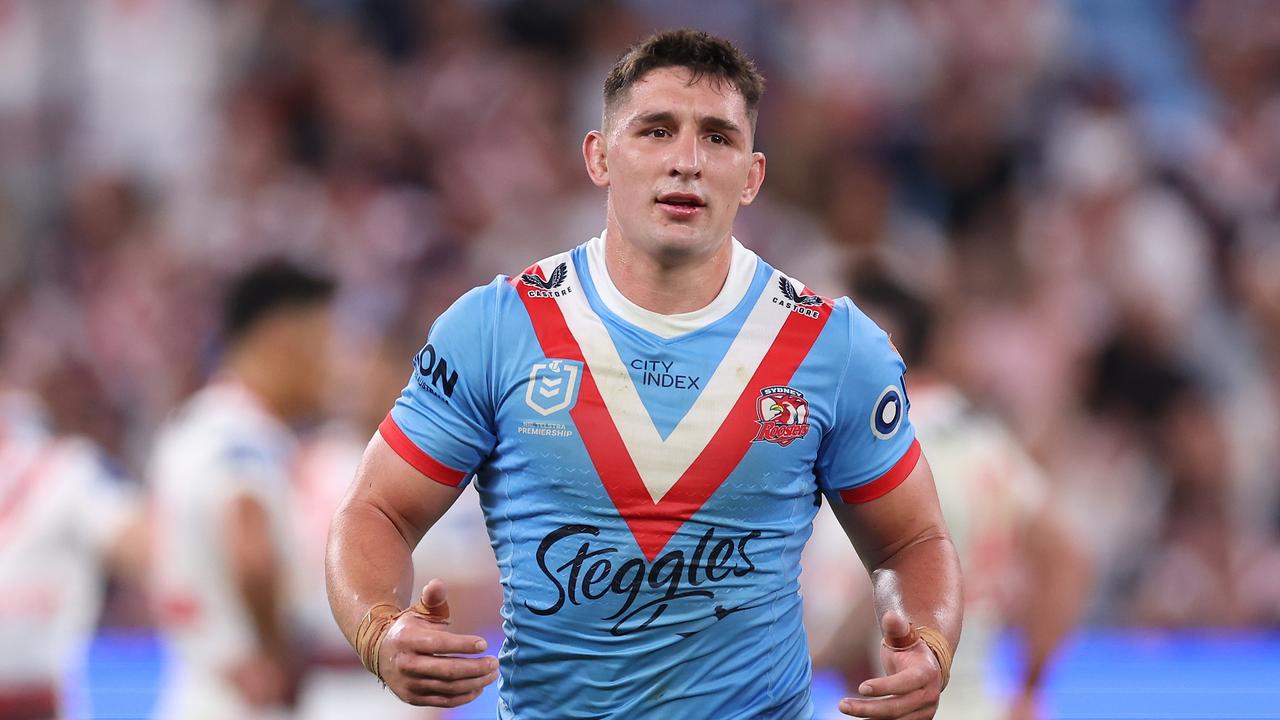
277 304 333 421
586 67 765 261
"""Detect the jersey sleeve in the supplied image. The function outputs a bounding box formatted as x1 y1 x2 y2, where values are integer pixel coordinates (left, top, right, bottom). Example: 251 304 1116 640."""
64 439 143 555
381 282 500 488
815 299 921 503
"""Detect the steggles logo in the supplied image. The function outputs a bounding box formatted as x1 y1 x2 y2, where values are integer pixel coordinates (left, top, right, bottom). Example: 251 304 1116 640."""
753 386 811 447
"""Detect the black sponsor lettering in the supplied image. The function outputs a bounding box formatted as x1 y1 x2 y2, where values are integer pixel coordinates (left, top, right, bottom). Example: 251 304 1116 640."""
414 343 459 398
527 524 598 616
630 358 701 390
608 558 646 610
770 296 821 318
640 372 702 389
558 542 615 607
527 523 761 636
734 531 761 576
706 537 735 582
581 558 614 600
687 528 714 587
526 286 574 299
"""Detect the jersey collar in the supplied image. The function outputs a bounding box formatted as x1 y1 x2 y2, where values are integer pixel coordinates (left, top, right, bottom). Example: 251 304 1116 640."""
584 230 758 339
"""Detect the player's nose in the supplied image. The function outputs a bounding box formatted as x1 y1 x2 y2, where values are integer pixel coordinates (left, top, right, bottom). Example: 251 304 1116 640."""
668 131 702 178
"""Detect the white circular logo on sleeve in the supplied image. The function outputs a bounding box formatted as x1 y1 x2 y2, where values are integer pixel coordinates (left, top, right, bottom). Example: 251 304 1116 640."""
871 385 904 440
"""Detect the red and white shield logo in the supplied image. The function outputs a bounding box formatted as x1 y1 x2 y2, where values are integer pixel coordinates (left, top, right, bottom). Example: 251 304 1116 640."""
753 386 811 447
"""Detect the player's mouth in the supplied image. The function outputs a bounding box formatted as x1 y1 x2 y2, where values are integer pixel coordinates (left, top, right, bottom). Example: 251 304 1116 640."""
655 192 705 219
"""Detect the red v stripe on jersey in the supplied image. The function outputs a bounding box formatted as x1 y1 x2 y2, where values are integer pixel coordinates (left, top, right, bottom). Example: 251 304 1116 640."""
512 266 832 560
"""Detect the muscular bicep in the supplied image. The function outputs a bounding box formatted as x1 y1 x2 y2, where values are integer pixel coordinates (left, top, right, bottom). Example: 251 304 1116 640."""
338 432 465 551
827 453 949 571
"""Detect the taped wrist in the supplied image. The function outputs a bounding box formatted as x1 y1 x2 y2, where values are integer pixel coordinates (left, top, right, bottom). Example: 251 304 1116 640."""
354 603 401 681
915 625 953 689
354 596 448 682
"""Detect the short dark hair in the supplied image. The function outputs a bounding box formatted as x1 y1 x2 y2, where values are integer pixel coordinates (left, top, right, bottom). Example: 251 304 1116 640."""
849 269 933 368
222 260 336 345
603 29 765 127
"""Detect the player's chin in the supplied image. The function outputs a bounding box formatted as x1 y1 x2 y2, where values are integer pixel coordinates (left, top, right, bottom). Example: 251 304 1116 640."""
649 217 713 245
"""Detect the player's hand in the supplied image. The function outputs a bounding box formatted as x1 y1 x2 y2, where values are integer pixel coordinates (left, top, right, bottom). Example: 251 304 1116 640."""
838 611 942 720
378 578 500 708
1007 688 1043 720
225 651 292 708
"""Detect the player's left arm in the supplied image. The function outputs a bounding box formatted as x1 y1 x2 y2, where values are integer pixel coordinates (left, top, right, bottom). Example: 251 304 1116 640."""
815 301 961 719
829 454 962 720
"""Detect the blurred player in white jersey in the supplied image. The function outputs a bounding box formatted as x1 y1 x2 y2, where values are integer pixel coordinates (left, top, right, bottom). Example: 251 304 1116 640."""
291 335 499 720
804 271 1089 720
149 261 335 720
0 383 145 720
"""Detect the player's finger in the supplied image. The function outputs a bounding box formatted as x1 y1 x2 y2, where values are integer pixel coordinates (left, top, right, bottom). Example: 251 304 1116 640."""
400 653 498 682
413 578 452 624
838 686 934 718
880 610 918 650
400 627 488 656
857 664 932 697
404 688 485 708
405 669 499 697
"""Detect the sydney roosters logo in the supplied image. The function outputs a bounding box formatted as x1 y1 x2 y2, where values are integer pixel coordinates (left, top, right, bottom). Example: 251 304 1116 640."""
753 386 811 447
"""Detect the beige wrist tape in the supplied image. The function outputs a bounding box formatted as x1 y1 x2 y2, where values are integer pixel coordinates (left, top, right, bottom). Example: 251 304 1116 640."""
881 624 953 689
354 595 452 682
915 625 953 689
354 603 401 681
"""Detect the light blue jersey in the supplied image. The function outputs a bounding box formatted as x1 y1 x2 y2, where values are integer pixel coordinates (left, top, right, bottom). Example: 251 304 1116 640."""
382 235 920 719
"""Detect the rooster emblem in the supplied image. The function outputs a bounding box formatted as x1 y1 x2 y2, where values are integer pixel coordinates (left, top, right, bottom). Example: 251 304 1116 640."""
753 386 812 447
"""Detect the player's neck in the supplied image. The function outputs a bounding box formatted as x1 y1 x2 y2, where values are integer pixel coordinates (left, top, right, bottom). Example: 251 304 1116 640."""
224 350 292 423
602 225 732 316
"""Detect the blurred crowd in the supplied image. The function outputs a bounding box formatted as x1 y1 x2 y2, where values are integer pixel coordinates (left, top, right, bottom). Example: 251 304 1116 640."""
2 0 1279 655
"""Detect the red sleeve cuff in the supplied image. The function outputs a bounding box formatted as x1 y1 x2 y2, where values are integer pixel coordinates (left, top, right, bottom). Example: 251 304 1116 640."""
378 413 467 487
838 438 922 504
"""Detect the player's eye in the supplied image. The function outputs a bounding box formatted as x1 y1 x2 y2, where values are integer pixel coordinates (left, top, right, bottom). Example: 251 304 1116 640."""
648 128 670 138
708 133 728 145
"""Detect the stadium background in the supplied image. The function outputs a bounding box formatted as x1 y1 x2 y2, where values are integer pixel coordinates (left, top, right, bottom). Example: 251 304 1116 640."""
2 0 1279 718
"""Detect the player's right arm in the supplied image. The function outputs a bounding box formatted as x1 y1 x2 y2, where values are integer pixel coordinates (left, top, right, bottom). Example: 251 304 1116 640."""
326 282 503 707
325 435 498 707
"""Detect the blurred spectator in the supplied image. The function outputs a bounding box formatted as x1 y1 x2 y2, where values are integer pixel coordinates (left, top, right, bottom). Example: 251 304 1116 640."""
803 268 1089 720
149 261 335 719
0 359 147 719
290 331 500 720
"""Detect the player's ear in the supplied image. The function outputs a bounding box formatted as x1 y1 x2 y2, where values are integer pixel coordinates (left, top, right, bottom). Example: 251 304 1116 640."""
583 130 609 188
740 151 766 205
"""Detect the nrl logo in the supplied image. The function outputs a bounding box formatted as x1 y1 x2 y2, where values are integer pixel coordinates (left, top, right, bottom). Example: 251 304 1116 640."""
774 277 822 318
753 386 811 447
521 263 572 298
525 359 582 416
